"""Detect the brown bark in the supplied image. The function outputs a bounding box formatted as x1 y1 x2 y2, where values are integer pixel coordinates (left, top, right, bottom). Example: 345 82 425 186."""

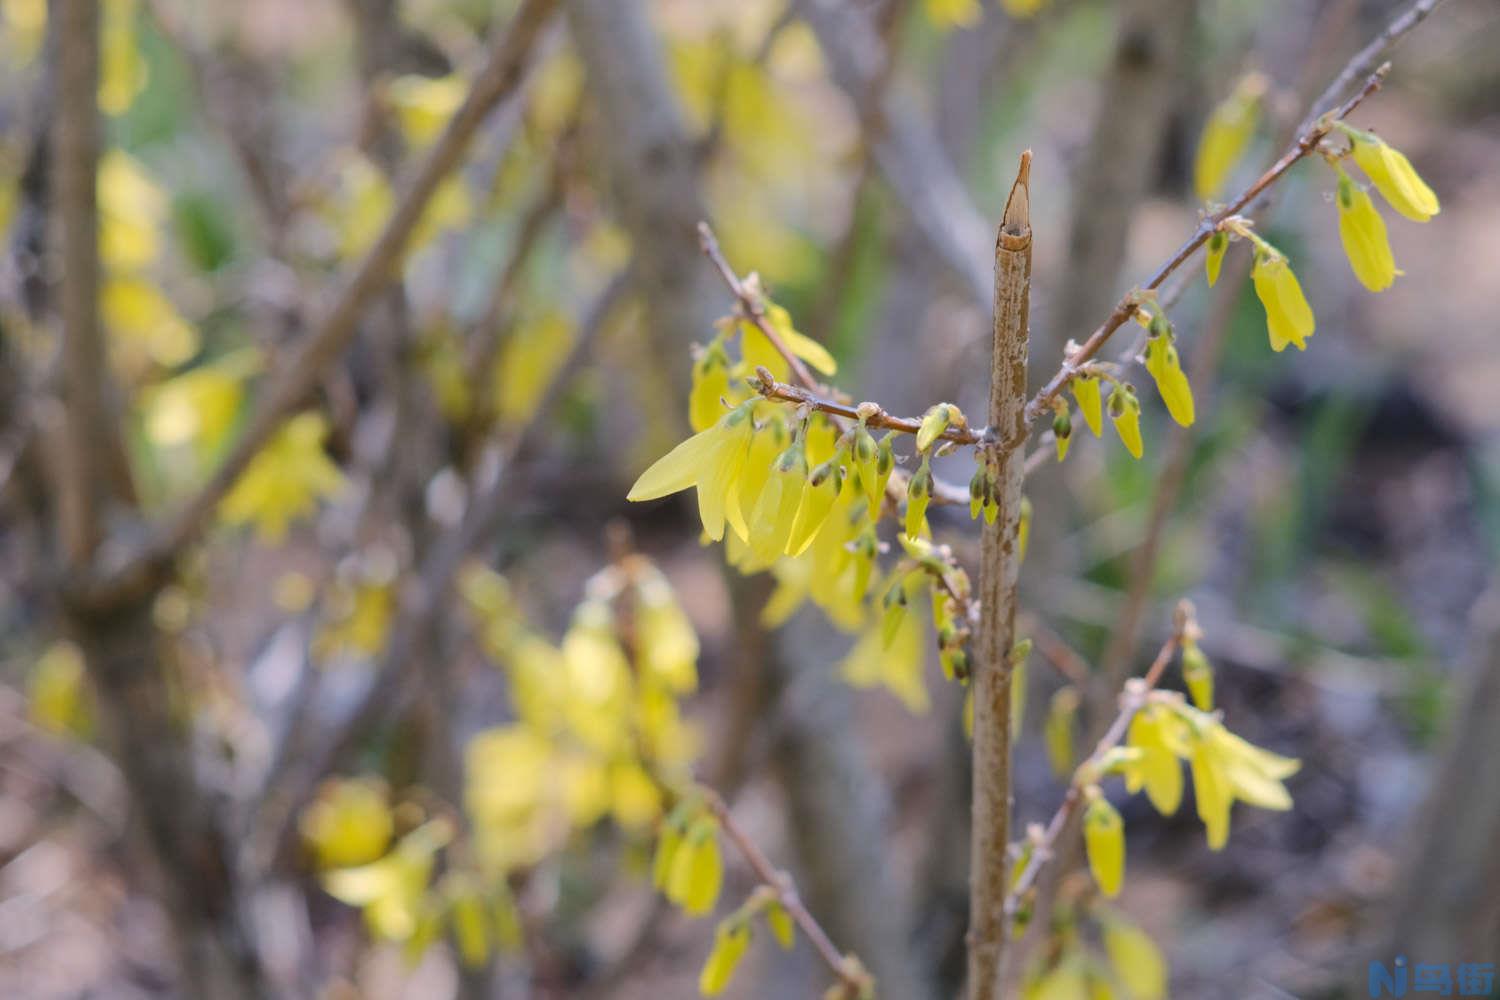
967 154 1033 1000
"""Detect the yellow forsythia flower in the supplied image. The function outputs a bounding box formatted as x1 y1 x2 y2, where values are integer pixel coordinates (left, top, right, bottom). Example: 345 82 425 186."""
666 815 723 916
765 900 795 949
689 341 732 432
1205 229 1228 287
1024 957 1089 1000
926 0 980 28
786 458 841 557
841 589 928 713
300 777 394 870
98 149 166 270
1107 384 1144 460
905 456 933 539
1181 642 1214 710
1143 328 1195 427
1250 250 1315 352
746 444 808 564
28 641 92 738
636 571 700 694
387 73 466 147
144 355 254 462
1336 169 1398 292
699 920 751 996
100 0 147 116
1124 708 1184 816
1194 73 1265 200
444 873 492 969
917 403 961 452
1044 687 1079 779
1346 127 1439 222
628 403 755 542
322 819 451 942
1072 375 1104 437
1083 792 1125 897
1103 917 1168 1000
220 412 345 541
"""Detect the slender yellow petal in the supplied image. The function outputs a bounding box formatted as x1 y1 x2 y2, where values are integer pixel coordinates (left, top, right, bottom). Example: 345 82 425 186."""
1103 918 1168 1000
1194 75 1263 200
1190 741 1232 850
699 921 751 996
1083 793 1125 897
1144 337 1196 427
1205 229 1228 287
1337 173 1398 292
1251 252 1315 352
1072 375 1104 437
768 303 838 376
1108 386 1144 460
1350 130 1439 222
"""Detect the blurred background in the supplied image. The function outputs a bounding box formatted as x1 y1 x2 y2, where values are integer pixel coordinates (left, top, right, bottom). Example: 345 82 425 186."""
2 0 1498 997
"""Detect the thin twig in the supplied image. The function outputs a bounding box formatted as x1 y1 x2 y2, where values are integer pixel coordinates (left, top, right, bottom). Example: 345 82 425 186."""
1022 615 1091 688
698 222 824 392
1004 606 1189 912
701 787 872 995
80 0 559 607
1022 65 1389 427
752 369 984 446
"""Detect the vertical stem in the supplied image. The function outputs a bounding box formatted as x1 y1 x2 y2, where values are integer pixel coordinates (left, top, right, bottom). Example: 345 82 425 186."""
967 151 1033 1000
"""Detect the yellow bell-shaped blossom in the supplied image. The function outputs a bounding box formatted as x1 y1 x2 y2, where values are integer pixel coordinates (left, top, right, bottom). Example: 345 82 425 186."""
387 73 466 147
1071 374 1104 436
699 919 752 996
841 580 928 713
1083 790 1125 897
1102 915 1168 1000
28 640 92 738
1346 126 1439 222
1107 384 1144 460
665 814 723 916
1143 322 1195 427
1205 229 1228 287
764 900 795 949
1044 687 1079 779
786 457 842 557
1124 707 1184 816
1181 641 1214 710
98 149 166 270
905 455 933 539
100 0 147 115
1194 73 1265 200
746 443 809 564
925 0 982 29
220 412 345 541
740 304 837 383
322 819 451 943
636 571 700 694
1336 169 1399 292
300 777 394 870
689 340 733 432
628 402 755 542
1250 249 1315 352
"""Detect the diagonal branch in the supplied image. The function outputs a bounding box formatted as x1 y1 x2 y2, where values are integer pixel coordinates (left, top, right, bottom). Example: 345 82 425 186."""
1023 64 1389 426
702 787 873 996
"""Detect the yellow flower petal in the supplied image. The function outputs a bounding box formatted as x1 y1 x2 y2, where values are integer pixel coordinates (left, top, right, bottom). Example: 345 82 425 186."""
1072 375 1104 437
1144 336 1195 427
1350 130 1439 222
1337 172 1399 292
1083 793 1125 897
1103 918 1168 1000
1251 252 1315 353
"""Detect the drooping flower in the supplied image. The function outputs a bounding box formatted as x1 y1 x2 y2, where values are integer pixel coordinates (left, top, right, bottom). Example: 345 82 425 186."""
1143 319 1196 427
1345 126 1439 222
1336 169 1399 292
1250 249 1315 352
627 403 755 541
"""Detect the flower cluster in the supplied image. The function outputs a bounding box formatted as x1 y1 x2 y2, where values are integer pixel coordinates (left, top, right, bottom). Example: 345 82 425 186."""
306 553 702 971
